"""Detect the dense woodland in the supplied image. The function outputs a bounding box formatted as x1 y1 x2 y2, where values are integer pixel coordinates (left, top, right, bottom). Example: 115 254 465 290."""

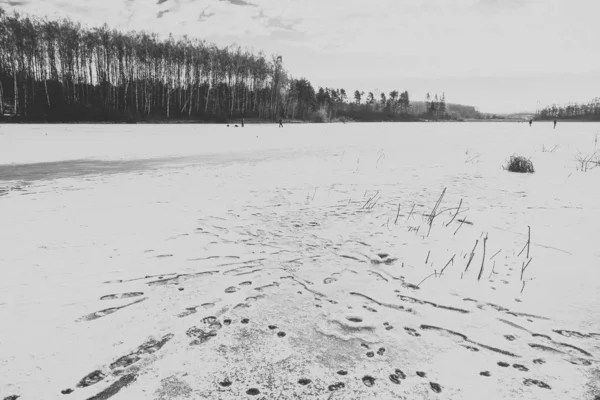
0 8 478 122
537 98 600 121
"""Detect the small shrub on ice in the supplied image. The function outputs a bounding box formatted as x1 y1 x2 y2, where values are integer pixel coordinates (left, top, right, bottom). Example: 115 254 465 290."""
505 156 534 173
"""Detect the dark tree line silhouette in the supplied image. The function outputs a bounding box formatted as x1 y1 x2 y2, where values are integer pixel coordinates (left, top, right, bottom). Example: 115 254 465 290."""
0 8 289 121
538 98 600 121
0 8 471 122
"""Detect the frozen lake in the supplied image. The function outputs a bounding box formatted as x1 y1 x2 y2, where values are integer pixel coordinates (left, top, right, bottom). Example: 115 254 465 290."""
1 122 599 399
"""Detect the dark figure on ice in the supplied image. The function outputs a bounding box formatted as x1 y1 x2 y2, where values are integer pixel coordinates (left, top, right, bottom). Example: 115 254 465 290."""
529 120 532 127
241 118 244 127
554 119 557 129
278 119 283 128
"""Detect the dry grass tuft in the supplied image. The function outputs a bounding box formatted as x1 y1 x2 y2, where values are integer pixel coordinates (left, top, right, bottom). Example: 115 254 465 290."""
505 156 535 173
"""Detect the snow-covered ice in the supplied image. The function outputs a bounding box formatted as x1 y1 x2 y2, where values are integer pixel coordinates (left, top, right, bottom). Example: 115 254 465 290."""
0 122 599 399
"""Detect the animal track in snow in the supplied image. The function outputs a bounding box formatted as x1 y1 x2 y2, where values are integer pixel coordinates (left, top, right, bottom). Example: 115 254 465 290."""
239 281 252 286
362 375 376 387
497 361 509 367
397 294 469 314
86 373 137 400
328 382 345 391
298 378 311 385
177 307 198 318
246 388 260 395
366 351 374 358
377 347 385 355
429 382 442 393
553 329 599 339
337 370 348 376
100 292 144 300
277 332 286 338
225 286 239 293
480 371 491 377
147 271 218 286
416 371 426 378
77 297 147 322
523 379 551 389
346 317 363 323
404 327 421 337
219 379 232 387
394 369 407 379
187 327 217 346
512 364 529 372
109 333 174 369
77 370 106 388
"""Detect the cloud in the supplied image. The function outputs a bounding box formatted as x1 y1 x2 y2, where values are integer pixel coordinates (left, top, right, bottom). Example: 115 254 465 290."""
252 10 302 31
219 0 257 7
198 6 215 21
265 16 301 31
269 29 305 41
157 9 170 18
0 0 30 6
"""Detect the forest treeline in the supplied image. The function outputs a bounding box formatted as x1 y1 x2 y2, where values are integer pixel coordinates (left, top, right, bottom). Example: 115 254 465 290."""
0 8 480 122
537 98 600 121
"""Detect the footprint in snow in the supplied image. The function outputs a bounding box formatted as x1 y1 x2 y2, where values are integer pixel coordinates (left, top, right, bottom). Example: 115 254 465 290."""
100 292 144 300
404 327 421 337
512 364 529 372
328 382 345 391
346 317 362 323
362 375 376 387
429 382 442 393
219 379 232 387
523 379 551 389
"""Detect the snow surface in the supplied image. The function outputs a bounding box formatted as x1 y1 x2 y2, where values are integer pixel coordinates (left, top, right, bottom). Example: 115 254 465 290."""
0 122 599 400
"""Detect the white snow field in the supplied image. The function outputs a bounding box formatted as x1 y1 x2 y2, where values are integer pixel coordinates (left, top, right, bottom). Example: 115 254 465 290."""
0 122 599 400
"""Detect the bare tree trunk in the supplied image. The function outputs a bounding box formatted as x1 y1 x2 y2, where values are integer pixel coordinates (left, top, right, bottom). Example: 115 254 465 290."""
13 66 18 115
0 80 4 116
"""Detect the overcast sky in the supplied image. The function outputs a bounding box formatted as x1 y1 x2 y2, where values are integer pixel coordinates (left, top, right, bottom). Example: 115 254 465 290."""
1 0 598 113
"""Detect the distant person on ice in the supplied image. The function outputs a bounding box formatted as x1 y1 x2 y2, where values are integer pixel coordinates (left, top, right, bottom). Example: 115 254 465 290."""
554 119 557 129
278 119 283 128
241 118 244 127
529 120 532 127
